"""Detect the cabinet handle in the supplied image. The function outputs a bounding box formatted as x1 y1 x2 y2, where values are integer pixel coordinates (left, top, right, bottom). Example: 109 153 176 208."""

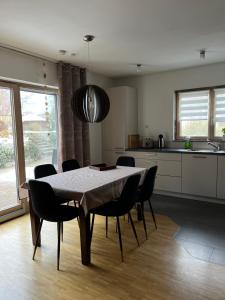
192 155 207 159
115 152 124 154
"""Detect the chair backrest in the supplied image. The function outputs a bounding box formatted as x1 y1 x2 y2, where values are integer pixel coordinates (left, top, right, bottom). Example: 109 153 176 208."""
28 180 58 219
116 156 135 167
34 164 57 179
62 159 80 172
139 166 158 202
117 174 141 214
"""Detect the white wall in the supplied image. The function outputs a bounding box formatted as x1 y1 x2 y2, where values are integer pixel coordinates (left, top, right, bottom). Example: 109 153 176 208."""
87 71 114 164
0 47 57 87
113 62 225 141
0 47 113 164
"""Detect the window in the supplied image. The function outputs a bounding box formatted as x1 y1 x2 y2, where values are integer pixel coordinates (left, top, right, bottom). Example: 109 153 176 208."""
20 89 58 179
175 86 225 140
0 80 58 218
214 88 225 137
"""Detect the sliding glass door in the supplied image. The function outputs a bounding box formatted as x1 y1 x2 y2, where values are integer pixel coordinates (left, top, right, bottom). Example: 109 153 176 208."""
0 85 20 212
0 81 58 217
20 90 58 179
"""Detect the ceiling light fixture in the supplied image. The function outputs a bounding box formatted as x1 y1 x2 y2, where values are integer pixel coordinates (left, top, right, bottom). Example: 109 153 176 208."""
59 49 67 55
72 35 110 123
200 49 206 59
136 64 142 73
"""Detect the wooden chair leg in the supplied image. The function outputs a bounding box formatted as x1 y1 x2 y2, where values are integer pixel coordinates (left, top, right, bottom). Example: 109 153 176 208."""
116 217 124 262
128 212 140 246
127 213 130 223
32 218 43 260
148 199 157 229
105 216 108 237
90 214 95 243
57 222 61 271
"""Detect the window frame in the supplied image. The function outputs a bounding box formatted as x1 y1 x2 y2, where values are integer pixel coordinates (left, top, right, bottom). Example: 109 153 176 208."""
0 79 58 218
175 85 225 141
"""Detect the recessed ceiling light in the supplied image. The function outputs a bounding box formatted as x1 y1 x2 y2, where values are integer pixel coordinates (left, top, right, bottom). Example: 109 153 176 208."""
83 35 95 42
200 49 206 59
59 49 67 55
136 64 142 72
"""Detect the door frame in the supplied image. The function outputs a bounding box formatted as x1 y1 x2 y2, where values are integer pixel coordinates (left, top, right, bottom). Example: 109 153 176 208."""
0 81 26 217
0 80 58 219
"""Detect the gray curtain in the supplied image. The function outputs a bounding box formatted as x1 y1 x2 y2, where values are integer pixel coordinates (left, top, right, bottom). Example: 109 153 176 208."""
57 62 90 168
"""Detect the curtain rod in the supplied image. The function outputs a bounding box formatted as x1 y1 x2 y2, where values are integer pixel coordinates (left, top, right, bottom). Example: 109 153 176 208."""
0 42 57 63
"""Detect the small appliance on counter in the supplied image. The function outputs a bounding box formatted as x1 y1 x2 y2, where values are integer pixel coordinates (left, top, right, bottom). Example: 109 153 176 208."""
158 134 165 148
142 137 154 148
128 134 140 148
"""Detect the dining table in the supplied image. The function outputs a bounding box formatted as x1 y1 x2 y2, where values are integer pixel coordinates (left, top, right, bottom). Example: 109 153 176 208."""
27 165 146 265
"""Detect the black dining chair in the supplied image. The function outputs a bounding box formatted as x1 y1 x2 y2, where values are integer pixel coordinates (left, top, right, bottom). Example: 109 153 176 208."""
90 174 141 262
62 159 81 210
28 180 79 270
34 163 57 179
34 163 77 238
135 166 158 239
116 156 135 167
34 164 68 205
62 159 80 172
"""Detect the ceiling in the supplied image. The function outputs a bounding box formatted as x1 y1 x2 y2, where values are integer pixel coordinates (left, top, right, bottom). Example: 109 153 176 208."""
1 0 225 77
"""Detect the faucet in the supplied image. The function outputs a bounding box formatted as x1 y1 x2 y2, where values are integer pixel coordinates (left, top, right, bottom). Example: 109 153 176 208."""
207 141 221 151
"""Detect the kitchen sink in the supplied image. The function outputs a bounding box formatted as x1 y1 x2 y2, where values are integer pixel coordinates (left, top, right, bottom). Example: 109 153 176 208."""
188 149 225 153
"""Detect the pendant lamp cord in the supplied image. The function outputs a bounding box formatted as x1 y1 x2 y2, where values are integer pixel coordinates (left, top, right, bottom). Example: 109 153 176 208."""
87 41 90 70
87 41 91 101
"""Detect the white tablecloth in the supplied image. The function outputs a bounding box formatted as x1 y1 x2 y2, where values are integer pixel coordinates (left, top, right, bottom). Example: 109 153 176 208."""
38 166 146 214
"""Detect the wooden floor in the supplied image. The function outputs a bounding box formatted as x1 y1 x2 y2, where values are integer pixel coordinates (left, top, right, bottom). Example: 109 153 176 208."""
1 211 225 300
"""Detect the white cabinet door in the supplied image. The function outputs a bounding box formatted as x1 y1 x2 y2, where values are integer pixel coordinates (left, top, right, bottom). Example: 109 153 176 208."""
155 176 181 193
103 86 138 152
157 160 181 177
217 156 225 199
182 154 217 197
102 150 114 165
111 92 126 149
102 89 125 150
135 158 158 168
102 108 113 150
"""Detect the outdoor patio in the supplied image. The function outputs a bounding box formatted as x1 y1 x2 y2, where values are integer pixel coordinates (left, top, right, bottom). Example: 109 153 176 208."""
0 156 54 211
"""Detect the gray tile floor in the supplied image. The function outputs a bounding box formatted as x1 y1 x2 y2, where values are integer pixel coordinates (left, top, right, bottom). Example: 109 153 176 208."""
150 194 225 266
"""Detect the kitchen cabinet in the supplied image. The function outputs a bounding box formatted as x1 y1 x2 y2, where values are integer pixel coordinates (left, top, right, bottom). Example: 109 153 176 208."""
102 150 127 165
102 150 115 165
217 156 225 199
182 154 217 198
124 151 182 193
102 147 225 201
155 176 181 193
102 86 137 151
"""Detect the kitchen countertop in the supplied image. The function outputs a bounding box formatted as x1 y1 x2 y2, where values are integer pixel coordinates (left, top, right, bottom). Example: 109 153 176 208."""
125 147 225 155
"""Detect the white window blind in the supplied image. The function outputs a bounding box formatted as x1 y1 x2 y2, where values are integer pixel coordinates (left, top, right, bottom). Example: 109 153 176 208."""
179 90 209 121
214 88 225 122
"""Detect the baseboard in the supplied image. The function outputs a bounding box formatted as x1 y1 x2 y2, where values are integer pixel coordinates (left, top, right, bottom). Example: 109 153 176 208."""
0 207 26 223
154 190 225 205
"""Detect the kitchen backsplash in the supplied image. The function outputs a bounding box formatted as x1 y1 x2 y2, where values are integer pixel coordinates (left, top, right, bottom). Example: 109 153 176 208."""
167 140 225 150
